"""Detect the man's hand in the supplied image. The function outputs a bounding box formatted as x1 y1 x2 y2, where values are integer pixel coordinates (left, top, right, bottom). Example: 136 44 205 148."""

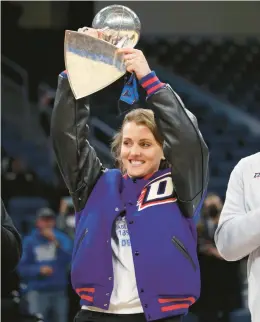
41 228 55 241
40 265 53 276
117 48 152 80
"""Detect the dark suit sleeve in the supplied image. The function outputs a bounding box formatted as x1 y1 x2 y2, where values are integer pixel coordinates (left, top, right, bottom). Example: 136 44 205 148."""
1 200 22 274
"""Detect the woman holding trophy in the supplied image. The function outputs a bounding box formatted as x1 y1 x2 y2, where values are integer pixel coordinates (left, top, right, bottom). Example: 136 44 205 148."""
51 5 209 322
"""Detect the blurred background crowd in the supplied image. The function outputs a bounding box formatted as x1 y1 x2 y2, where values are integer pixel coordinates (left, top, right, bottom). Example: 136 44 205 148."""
1 1 259 322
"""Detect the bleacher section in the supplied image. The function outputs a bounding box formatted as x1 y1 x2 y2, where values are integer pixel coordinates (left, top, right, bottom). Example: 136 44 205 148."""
139 37 260 117
2 57 56 184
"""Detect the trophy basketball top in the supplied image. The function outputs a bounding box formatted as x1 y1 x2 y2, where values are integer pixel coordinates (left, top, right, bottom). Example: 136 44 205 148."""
92 5 141 48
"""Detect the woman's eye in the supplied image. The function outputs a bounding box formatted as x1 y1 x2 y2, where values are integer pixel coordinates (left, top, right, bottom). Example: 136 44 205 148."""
141 142 151 147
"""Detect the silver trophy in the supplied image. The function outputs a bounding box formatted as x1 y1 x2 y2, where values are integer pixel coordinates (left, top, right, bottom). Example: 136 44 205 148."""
64 5 141 99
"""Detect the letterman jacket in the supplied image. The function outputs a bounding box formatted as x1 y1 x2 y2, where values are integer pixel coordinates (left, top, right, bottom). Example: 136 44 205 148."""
51 71 209 321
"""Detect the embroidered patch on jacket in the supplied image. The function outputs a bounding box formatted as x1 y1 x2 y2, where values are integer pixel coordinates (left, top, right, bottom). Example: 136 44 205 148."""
137 172 177 211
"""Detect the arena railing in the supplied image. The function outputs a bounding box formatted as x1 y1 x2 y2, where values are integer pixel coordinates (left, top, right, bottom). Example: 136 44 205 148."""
1 56 32 140
1 55 30 118
89 117 115 167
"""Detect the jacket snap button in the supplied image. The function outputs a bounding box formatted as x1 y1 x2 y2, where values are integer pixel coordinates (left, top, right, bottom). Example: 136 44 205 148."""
108 277 112 280
115 207 119 211
104 304 108 307
106 293 110 296
135 251 139 256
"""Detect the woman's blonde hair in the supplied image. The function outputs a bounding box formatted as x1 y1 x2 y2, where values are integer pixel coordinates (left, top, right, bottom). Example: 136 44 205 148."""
111 108 164 171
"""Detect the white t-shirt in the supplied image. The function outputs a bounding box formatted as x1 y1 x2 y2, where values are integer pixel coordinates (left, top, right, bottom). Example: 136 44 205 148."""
82 215 143 314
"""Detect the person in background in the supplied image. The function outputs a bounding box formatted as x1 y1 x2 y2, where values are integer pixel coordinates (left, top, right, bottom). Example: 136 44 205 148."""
18 207 73 322
56 196 76 240
56 196 80 322
215 152 260 322
191 193 242 322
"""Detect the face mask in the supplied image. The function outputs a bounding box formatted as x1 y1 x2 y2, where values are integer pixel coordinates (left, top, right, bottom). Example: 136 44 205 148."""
207 205 219 219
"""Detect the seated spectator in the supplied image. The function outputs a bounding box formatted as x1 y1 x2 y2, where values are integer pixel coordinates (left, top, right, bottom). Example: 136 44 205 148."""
18 208 72 322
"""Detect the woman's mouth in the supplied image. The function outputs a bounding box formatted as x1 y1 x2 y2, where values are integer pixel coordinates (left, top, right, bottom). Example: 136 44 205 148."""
129 160 145 167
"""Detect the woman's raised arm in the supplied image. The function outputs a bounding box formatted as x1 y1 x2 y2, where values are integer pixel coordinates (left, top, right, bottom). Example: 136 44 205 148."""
51 73 105 211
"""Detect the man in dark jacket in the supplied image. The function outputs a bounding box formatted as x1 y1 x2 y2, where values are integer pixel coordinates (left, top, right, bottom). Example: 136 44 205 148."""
1 199 22 304
1 199 22 276
191 193 242 322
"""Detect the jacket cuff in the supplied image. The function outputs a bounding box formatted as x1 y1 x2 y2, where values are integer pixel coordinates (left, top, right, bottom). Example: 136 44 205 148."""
139 71 165 97
60 70 68 78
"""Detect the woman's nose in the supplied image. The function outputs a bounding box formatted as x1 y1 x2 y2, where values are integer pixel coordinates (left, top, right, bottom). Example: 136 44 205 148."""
129 145 141 156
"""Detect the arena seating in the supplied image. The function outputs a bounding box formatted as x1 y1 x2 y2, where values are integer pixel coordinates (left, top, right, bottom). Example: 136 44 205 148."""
139 37 260 117
2 118 55 184
180 93 259 196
